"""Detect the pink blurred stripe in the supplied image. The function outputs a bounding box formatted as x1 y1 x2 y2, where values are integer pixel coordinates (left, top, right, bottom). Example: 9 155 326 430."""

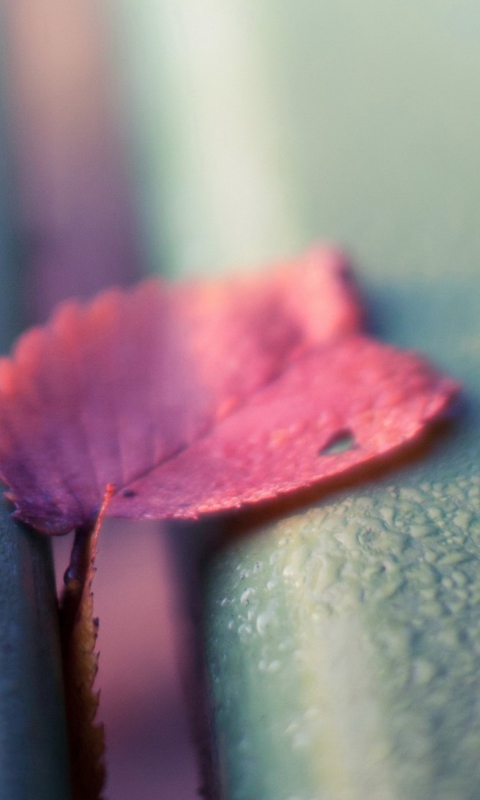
2 0 140 321
2 3 199 797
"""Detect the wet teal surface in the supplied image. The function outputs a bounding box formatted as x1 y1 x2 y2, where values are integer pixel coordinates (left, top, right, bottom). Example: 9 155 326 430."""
202 3 480 797
205 278 480 800
0 502 71 800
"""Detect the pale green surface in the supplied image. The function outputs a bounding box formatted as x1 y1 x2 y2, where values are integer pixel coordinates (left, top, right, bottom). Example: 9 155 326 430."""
0 499 71 800
104 0 480 283
262 0 480 283
103 0 301 276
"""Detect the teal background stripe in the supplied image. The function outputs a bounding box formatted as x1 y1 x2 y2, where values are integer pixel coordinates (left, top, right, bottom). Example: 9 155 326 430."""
0 46 71 800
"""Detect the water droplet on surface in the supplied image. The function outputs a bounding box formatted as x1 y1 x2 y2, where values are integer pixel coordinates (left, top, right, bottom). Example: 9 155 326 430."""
240 588 254 604
256 603 277 635
267 660 280 673
237 623 252 642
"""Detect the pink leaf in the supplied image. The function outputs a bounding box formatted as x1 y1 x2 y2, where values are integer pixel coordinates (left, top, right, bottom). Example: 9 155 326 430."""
0 247 458 535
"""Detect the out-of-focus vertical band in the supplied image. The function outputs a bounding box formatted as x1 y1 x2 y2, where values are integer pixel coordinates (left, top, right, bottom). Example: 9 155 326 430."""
2 0 140 322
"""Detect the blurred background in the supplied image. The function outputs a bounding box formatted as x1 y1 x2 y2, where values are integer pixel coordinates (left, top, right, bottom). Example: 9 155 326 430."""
0 1 479 798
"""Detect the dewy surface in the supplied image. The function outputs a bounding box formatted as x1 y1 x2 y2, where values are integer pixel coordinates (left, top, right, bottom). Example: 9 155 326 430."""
204 275 480 800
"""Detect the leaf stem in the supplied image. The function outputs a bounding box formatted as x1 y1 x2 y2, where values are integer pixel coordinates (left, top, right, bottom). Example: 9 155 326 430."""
59 487 114 800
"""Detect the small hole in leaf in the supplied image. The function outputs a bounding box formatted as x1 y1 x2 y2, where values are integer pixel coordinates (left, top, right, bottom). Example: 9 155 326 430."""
123 489 137 498
319 429 357 456
63 565 75 585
